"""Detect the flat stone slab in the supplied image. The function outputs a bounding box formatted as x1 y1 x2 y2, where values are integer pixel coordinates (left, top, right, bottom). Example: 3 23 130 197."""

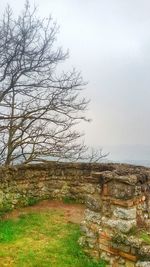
113 207 136 220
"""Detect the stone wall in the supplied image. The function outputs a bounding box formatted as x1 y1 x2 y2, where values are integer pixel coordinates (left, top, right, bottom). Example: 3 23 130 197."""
80 164 150 267
1 161 150 266
0 161 113 211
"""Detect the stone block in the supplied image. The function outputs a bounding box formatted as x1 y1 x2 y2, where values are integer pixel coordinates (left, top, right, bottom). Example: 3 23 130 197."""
84 209 101 225
102 184 108 196
90 223 101 233
86 229 97 239
119 251 137 262
99 243 118 255
107 181 135 200
87 236 97 248
125 260 135 267
111 259 120 267
101 196 135 207
102 201 113 217
81 184 96 194
118 257 126 264
131 247 138 255
100 251 111 262
85 195 102 212
99 231 112 240
136 262 150 267
78 236 86 247
99 237 111 246
112 242 130 253
103 218 136 233
139 245 150 259
128 236 142 249
119 244 131 253
113 207 136 220
80 223 89 234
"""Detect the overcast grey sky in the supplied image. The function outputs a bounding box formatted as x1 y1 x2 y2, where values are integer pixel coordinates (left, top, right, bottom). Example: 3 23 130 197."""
1 0 150 160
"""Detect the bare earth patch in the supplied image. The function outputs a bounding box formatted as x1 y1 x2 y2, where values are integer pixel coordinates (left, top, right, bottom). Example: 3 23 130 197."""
2 200 85 224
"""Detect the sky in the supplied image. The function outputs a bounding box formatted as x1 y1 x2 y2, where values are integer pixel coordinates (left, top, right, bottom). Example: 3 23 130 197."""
1 0 150 161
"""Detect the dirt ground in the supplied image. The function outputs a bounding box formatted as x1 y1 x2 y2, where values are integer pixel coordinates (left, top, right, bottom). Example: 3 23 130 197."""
2 200 86 224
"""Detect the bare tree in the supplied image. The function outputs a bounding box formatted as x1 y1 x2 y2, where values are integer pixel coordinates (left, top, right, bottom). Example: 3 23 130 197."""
0 1 106 165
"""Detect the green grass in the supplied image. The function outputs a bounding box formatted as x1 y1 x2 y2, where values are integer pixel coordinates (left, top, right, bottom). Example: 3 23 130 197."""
0 210 106 267
140 231 150 245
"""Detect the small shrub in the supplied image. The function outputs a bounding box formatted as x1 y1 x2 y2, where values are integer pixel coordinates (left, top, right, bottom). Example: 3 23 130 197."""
27 197 39 206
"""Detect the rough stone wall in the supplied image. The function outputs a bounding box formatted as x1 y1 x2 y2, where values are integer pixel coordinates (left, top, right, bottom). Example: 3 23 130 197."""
80 164 150 267
0 161 113 211
1 161 150 266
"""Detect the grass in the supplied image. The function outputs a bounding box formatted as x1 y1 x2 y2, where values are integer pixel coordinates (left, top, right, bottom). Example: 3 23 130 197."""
140 231 150 245
0 210 106 267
